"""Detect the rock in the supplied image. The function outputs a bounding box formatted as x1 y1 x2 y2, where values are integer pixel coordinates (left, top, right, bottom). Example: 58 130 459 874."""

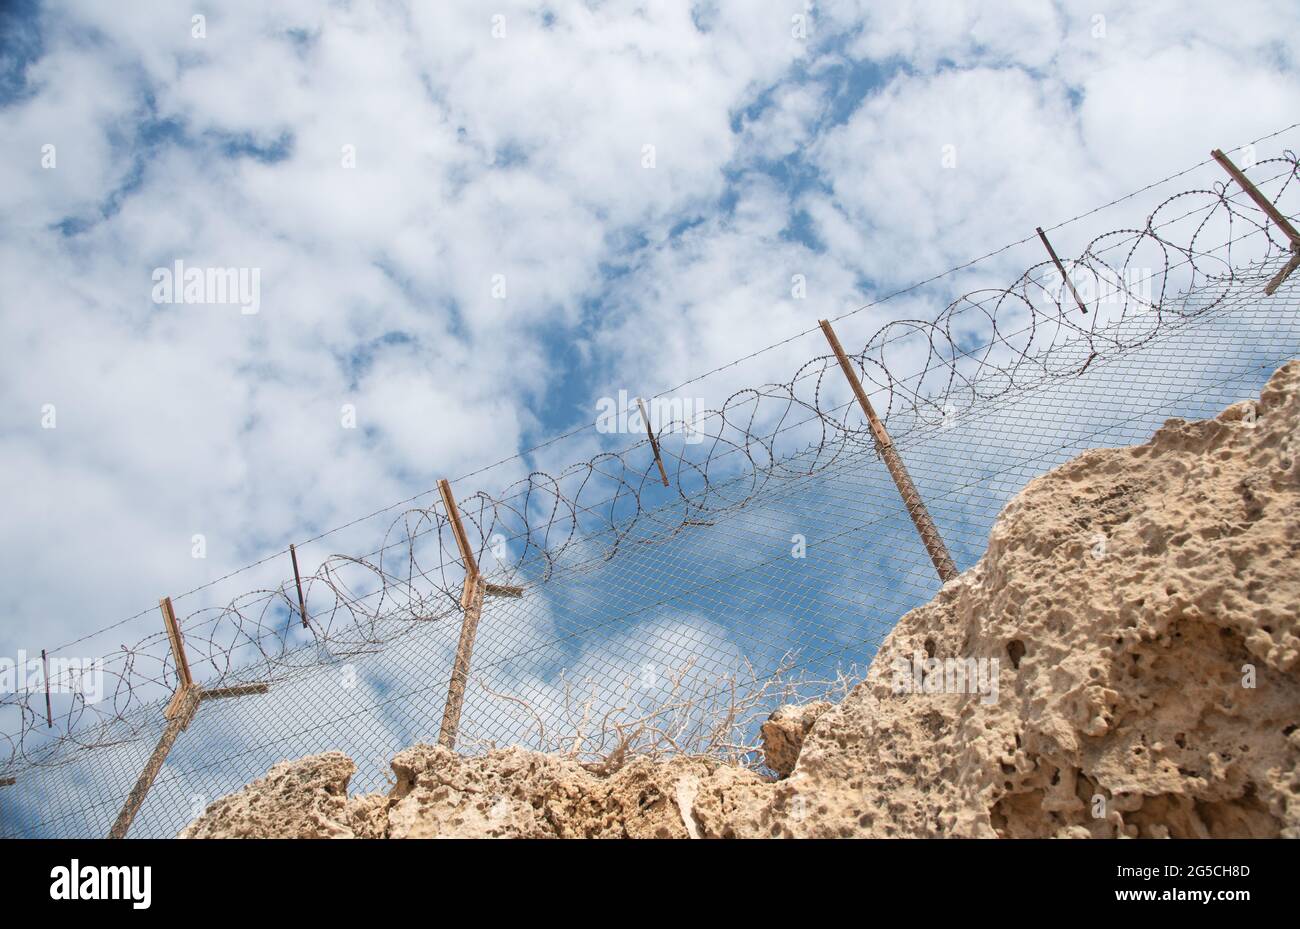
760 701 832 777
179 751 358 838
741 360 1300 838
379 745 768 838
183 743 767 838
182 361 1300 839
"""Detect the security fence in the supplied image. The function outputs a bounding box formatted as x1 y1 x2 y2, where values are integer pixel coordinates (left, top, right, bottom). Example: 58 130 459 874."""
2 143 1298 838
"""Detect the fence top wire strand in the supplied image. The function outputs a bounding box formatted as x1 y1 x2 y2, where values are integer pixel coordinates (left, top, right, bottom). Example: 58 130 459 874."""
4 140 1299 780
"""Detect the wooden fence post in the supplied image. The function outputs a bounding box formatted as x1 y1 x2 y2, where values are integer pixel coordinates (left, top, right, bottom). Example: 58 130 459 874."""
637 397 670 486
289 543 310 628
42 649 52 728
1036 227 1090 315
159 597 196 725
108 597 200 838
437 573 484 751
819 319 959 583
1211 149 1300 242
438 479 478 582
1264 252 1300 296
434 479 524 750
1210 148 1300 296
437 479 482 749
159 597 193 693
108 682 270 838
108 685 199 839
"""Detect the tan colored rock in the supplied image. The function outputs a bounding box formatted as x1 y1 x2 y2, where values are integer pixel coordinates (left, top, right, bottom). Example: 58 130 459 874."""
345 793 391 839
182 362 1300 839
182 743 768 838
379 745 768 838
760 701 832 777
179 750 359 838
739 360 1300 838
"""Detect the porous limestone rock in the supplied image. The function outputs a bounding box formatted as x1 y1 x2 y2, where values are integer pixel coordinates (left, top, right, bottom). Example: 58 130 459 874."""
377 745 767 838
745 360 1300 838
182 362 1300 839
179 750 359 838
182 744 766 838
760 701 832 777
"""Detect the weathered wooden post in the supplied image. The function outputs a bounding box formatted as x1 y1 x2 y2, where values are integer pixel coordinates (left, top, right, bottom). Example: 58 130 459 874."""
41 649 52 728
1036 227 1090 315
289 543 310 628
1211 148 1300 295
109 597 198 839
637 397 670 487
108 597 269 838
436 479 484 750
819 319 959 583
109 688 199 839
435 479 523 750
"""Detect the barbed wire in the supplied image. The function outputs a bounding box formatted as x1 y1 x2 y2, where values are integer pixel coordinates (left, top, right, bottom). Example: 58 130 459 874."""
2 149 1297 783
34 123 1300 660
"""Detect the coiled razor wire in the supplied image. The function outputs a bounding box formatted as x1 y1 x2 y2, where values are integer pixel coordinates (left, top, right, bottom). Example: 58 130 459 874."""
1 152 1298 837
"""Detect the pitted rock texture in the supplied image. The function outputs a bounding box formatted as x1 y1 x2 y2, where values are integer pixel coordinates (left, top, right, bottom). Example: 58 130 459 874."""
760 701 832 777
178 750 360 838
182 745 765 838
759 361 1300 838
182 362 1300 838
380 745 769 838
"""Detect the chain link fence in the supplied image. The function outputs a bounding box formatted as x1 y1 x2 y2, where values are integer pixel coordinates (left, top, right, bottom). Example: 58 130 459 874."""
3 153 1298 838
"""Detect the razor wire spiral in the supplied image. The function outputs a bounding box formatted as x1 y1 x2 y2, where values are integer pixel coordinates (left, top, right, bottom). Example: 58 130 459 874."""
2 150 1297 780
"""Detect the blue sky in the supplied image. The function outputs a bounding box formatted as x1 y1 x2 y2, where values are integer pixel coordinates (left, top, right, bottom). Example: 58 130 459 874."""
2 1 1300 722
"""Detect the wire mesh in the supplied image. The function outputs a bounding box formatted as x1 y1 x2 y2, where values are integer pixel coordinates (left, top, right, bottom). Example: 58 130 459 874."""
2 154 1299 838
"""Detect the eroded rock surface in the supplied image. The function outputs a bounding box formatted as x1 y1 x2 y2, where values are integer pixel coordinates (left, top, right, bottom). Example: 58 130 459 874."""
760 701 832 778
179 750 359 838
182 362 1300 838
378 745 767 838
758 361 1300 838
181 745 766 838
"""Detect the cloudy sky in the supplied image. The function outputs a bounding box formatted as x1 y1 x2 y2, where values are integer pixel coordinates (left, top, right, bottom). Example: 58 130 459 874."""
2 0 1299 674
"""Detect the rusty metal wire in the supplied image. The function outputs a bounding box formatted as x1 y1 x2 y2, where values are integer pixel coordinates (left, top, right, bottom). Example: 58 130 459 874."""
1 150 1298 837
